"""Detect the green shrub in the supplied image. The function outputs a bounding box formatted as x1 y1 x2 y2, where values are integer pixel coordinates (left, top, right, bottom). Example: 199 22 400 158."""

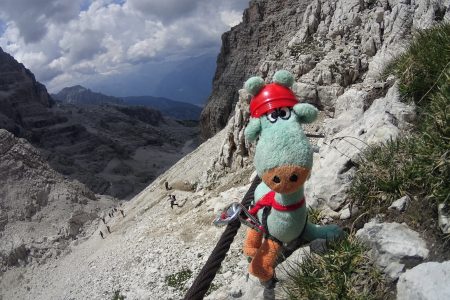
282 235 387 300
386 22 450 105
308 207 323 224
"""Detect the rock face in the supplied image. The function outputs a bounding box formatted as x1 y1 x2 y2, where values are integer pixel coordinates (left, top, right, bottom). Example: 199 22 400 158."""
200 0 312 138
0 129 115 271
200 0 448 138
397 261 450 300
305 83 415 210
202 0 446 212
52 85 124 105
207 89 252 179
0 47 60 138
356 220 429 280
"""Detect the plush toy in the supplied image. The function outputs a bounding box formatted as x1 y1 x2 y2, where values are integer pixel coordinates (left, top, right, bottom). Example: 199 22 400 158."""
242 70 343 284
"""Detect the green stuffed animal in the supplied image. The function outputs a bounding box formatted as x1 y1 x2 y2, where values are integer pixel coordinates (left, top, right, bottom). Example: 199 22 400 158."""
242 70 343 284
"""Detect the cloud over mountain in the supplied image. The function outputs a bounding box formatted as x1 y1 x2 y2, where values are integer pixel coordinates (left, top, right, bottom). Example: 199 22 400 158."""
0 0 246 93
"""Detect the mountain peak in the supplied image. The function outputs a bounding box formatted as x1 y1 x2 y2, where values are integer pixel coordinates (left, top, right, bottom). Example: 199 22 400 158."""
62 85 89 93
53 86 123 105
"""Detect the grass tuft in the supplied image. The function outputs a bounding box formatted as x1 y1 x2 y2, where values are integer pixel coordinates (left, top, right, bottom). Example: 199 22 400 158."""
308 207 323 224
165 268 193 291
385 22 450 105
111 290 126 300
282 235 387 300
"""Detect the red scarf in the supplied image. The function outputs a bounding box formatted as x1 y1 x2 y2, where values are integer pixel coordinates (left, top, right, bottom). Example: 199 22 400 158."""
248 191 305 216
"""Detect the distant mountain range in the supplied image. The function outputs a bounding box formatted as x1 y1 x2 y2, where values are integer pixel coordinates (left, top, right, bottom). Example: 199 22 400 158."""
52 86 202 120
121 96 201 121
81 53 216 106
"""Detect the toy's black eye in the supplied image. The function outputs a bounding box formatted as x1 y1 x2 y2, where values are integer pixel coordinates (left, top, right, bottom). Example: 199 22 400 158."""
279 107 291 120
267 110 278 123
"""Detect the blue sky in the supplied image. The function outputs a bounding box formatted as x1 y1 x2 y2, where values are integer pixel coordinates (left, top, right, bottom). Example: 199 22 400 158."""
0 0 247 102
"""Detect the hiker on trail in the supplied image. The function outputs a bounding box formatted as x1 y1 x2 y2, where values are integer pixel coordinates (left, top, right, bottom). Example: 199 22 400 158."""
165 181 172 191
106 225 111 233
101 217 106 224
120 209 125 217
100 231 104 239
169 194 180 209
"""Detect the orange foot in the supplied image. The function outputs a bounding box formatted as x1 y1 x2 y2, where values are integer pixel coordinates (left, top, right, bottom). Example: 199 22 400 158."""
248 238 281 282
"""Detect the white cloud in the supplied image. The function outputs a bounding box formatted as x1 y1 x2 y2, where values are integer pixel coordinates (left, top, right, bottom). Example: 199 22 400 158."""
0 0 82 43
220 10 243 28
0 0 248 93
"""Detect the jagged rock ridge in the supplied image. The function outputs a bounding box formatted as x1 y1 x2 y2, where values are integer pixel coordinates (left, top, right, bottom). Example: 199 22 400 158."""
0 47 60 138
200 0 312 138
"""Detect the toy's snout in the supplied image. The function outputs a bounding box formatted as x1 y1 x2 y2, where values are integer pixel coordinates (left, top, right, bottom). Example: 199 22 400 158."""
262 165 309 194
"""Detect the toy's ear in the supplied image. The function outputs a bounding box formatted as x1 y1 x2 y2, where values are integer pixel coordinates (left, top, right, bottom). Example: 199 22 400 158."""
244 77 265 95
273 70 294 88
293 103 318 123
244 117 262 142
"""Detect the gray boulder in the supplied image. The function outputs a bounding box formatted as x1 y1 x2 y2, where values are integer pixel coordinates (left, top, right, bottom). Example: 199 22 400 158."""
397 261 450 300
388 195 411 212
356 220 429 280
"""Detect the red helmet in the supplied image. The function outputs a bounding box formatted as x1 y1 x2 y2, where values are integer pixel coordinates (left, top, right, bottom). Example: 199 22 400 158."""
249 83 298 117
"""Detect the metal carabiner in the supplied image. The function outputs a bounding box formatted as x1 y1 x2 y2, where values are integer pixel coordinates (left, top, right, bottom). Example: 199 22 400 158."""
213 202 265 233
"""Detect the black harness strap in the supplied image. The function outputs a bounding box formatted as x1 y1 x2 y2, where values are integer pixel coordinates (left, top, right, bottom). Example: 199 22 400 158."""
262 206 282 245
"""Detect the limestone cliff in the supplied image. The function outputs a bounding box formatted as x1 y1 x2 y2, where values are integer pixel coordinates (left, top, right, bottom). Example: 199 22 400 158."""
200 0 449 138
0 47 59 138
200 0 312 138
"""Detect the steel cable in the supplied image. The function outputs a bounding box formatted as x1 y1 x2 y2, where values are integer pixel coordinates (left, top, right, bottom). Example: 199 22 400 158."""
183 176 261 300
